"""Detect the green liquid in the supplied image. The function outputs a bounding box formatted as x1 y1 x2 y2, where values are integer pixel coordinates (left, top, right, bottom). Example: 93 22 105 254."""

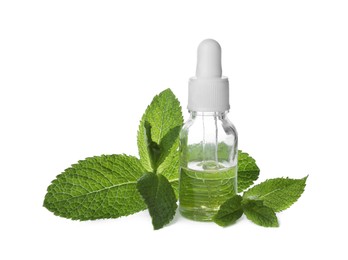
179 163 237 221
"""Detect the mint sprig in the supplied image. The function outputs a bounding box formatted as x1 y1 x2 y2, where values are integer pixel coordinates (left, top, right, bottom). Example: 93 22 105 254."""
135 89 182 229
43 88 308 230
137 89 183 173
212 176 308 228
44 89 182 229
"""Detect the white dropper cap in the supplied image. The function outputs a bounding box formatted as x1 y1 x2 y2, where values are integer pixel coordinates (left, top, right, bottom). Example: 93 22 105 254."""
188 39 229 112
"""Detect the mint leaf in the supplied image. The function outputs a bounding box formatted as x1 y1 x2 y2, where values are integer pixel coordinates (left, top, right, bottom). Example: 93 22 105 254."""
137 173 177 230
144 121 162 170
159 150 180 198
144 121 181 172
242 200 279 227
157 125 181 169
43 155 146 220
138 89 183 173
243 176 308 212
237 150 260 192
213 195 243 227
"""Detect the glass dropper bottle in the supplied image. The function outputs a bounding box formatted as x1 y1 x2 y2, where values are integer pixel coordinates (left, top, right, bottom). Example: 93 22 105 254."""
179 39 238 221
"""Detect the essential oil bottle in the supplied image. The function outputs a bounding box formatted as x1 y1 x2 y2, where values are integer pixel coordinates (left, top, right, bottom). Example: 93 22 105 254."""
179 39 238 221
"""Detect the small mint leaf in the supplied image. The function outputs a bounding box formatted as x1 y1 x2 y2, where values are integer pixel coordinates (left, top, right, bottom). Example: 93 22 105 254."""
237 151 260 192
137 173 177 230
243 176 308 212
144 121 161 171
242 200 279 227
158 125 181 168
213 195 243 227
144 121 181 172
43 155 146 220
159 149 180 198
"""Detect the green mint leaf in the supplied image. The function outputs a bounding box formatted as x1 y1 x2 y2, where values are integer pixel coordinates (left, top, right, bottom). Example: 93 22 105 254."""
237 150 260 192
159 150 180 198
43 155 146 220
242 200 279 227
144 121 181 172
212 195 243 227
243 176 308 212
144 121 162 170
138 88 183 173
157 125 181 168
137 173 177 230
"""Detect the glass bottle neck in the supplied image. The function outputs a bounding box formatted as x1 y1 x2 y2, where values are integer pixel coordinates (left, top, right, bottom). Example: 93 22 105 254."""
189 111 229 119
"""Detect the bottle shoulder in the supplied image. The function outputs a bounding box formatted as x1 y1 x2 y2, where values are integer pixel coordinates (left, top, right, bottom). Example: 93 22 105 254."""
181 114 238 138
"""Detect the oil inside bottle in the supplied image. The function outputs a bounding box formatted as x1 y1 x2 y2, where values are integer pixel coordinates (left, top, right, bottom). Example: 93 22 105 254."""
179 161 237 221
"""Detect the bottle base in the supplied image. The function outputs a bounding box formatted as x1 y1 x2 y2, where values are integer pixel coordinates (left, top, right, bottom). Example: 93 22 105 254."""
179 207 217 222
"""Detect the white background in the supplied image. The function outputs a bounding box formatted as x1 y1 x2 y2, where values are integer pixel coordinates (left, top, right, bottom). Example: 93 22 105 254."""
1 0 347 259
